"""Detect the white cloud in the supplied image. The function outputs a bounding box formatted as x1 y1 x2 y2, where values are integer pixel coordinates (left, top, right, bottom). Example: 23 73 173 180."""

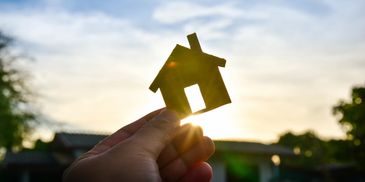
153 2 243 24
0 9 170 132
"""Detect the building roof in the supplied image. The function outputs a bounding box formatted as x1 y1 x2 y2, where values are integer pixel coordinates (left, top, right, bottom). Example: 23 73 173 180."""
3 151 57 167
149 44 226 92
214 140 295 156
54 132 106 149
3 132 294 168
54 132 294 156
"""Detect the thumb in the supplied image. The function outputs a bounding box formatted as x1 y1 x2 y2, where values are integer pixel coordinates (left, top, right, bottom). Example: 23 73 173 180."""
131 109 180 159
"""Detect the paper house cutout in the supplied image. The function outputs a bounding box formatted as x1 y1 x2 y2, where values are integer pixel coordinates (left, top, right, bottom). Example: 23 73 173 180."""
149 33 231 118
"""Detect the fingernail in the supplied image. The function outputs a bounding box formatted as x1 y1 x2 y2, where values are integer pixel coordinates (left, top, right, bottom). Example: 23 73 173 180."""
156 109 180 122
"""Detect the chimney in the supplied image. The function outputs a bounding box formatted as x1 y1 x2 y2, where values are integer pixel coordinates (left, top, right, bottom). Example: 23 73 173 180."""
187 33 203 52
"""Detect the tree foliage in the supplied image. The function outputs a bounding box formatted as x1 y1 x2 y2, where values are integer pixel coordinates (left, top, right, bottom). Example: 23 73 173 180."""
0 31 36 151
276 84 365 169
277 131 327 167
277 131 352 167
333 84 365 166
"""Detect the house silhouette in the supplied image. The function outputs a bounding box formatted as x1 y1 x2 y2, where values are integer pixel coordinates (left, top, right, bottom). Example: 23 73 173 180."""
149 33 231 117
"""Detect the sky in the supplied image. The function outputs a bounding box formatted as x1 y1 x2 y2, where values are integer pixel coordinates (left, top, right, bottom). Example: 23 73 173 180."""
0 0 364 143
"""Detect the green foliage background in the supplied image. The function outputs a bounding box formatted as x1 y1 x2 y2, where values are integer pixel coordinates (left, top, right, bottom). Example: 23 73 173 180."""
277 84 365 169
0 31 36 151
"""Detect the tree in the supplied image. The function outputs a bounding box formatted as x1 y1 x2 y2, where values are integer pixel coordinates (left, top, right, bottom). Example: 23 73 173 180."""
0 31 36 151
276 130 354 166
275 84 365 174
333 84 365 167
276 130 327 167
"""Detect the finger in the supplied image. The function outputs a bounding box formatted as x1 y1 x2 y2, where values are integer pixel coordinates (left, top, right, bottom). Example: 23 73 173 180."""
179 162 212 182
130 109 180 159
157 124 193 168
157 124 203 168
85 108 164 156
120 108 164 135
160 137 215 181
173 125 204 154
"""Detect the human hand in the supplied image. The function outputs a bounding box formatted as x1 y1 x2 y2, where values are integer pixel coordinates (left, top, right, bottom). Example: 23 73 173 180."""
63 109 215 182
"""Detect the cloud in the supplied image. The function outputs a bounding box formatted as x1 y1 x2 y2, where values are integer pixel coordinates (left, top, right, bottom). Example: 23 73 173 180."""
153 2 243 24
0 0 364 141
0 9 168 131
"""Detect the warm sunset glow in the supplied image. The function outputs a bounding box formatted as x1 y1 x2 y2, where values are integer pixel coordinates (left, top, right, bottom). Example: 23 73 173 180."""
181 107 241 139
180 78 253 140
184 84 206 112
271 155 281 166
180 82 240 139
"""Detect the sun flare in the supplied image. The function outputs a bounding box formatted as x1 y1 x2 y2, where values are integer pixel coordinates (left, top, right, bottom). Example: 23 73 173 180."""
179 80 240 139
181 107 239 140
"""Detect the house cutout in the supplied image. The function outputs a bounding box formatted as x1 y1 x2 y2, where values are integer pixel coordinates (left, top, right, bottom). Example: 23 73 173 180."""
149 33 231 118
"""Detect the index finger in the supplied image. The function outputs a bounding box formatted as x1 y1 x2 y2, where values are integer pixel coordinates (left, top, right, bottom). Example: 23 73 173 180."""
86 108 164 156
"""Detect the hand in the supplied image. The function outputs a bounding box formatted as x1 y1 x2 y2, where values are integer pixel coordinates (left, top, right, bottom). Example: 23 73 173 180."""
63 109 215 182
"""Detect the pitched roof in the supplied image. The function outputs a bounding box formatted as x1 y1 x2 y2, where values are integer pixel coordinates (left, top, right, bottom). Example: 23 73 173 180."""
149 44 226 92
55 133 293 156
54 132 106 149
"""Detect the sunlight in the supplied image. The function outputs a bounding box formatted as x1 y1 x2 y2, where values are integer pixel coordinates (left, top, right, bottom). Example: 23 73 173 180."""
184 84 205 112
271 155 281 166
182 106 240 139
180 76 242 139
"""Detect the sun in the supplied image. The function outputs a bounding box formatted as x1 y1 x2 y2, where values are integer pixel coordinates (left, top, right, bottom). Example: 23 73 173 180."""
181 84 239 139
181 106 239 139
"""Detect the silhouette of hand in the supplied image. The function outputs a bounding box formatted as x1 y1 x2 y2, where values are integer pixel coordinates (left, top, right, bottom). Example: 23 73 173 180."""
63 109 215 182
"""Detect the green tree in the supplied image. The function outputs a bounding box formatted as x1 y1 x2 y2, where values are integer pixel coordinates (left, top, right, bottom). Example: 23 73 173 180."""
276 131 353 166
276 131 327 167
333 84 365 167
0 31 36 151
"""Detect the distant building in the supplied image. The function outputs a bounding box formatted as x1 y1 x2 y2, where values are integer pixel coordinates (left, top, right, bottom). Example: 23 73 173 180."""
1 133 106 182
211 140 294 182
1 132 294 182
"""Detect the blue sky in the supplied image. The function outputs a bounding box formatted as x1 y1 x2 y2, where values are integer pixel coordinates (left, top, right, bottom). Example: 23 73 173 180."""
0 0 364 142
